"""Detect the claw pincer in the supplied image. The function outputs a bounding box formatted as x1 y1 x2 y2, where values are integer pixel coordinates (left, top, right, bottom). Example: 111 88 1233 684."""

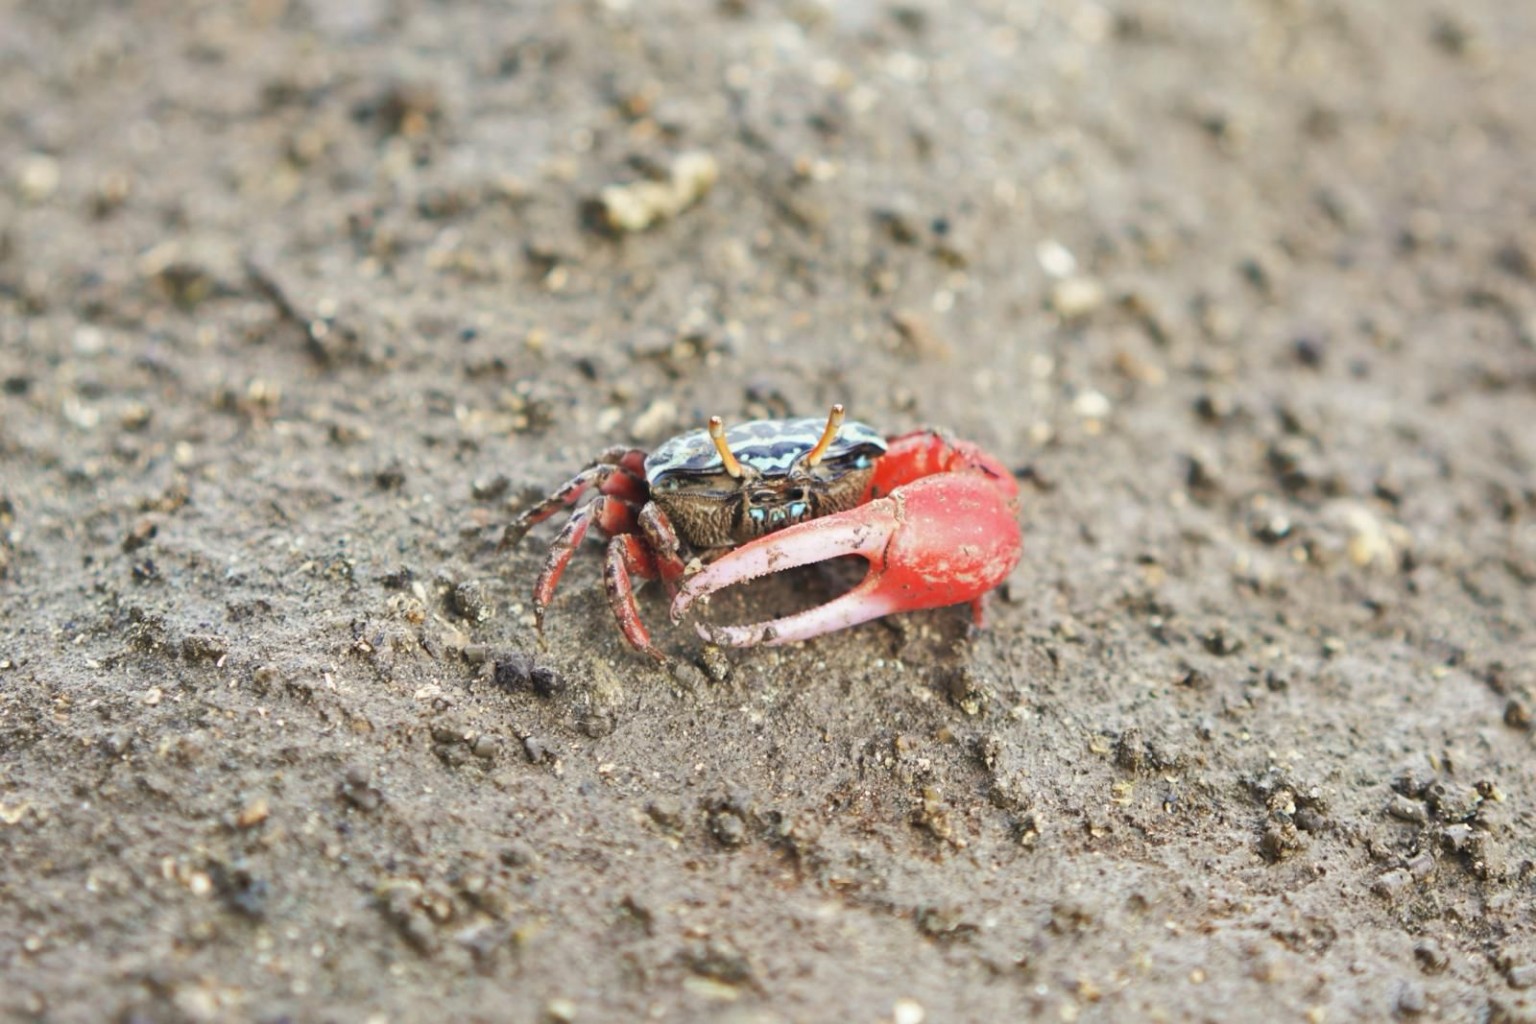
672 432 1021 646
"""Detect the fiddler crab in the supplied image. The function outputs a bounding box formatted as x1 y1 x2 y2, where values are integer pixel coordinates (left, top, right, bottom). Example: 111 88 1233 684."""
502 405 1022 662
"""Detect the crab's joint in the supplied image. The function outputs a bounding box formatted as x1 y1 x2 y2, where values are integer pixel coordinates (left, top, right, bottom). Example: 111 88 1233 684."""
803 403 845 468
708 416 745 478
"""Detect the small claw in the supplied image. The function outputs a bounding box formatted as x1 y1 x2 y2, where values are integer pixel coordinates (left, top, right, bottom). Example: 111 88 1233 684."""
671 473 1020 647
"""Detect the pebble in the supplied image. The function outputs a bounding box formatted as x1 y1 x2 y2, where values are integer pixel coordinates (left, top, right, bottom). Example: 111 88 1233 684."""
1425 781 1481 823
1050 276 1107 319
1386 795 1428 824
646 797 685 831
1371 868 1412 900
698 645 731 682
709 809 748 847
597 150 718 233
671 660 708 690
450 580 493 622
1071 389 1112 420
493 651 565 697
236 797 270 828
15 153 61 203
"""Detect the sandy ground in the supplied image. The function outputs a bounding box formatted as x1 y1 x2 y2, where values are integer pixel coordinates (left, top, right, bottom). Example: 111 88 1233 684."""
2 1 1535 1021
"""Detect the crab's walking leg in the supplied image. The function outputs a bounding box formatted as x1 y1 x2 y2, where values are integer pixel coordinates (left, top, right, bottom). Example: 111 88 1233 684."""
672 433 1021 647
604 534 667 662
638 503 687 590
500 448 647 550
531 496 640 632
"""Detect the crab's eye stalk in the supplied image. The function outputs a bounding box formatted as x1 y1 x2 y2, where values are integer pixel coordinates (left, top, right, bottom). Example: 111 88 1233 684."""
708 415 745 479
803 403 846 468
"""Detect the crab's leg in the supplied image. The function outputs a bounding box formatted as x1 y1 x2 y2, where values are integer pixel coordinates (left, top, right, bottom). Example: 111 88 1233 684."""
638 503 688 589
531 496 640 632
671 440 1020 647
603 534 666 662
500 448 648 550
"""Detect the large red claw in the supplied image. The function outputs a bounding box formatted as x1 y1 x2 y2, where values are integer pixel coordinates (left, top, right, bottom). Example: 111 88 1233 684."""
670 473 1021 647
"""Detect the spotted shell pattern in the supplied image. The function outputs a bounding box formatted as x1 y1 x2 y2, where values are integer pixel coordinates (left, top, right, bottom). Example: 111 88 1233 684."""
644 417 887 484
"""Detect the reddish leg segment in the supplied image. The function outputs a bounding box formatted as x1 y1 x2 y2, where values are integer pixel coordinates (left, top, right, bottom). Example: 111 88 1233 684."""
501 448 648 550
604 534 666 661
530 495 639 632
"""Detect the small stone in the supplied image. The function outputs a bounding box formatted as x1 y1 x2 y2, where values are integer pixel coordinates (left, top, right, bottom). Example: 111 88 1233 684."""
471 734 499 760
596 151 718 233
1425 781 1481 823
709 809 748 847
15 153 61 203
236 797 270 829
1071 389 1112 420
493 652 565 697
893 998 926 1024
671 660 708 690
1203 625 1244 657
1509 964 1536 990
646 797 684 831
1259 822 1303 862
471 475 511 500
1387 795 1429 824
1050 276 1107 319
1295 806 1328 833
1504 700 1532 731
698 645 731 683
1371 868 1412 900
449 580 492 622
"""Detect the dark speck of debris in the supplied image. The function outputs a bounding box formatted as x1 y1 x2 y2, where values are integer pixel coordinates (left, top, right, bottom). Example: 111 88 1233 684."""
122 518 157 553
493 651 564 697
375 463 407 490
1293 336 1326 368
472 474 511 500
379 566 415 590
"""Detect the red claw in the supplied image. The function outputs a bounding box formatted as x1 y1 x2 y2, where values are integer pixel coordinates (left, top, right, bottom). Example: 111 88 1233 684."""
671 439 1022 646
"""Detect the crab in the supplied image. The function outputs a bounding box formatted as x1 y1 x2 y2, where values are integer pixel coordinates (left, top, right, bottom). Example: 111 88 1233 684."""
502 404 1022 661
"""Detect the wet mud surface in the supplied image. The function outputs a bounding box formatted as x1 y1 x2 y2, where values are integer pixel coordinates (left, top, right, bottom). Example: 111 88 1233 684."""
2 1 1535 1021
